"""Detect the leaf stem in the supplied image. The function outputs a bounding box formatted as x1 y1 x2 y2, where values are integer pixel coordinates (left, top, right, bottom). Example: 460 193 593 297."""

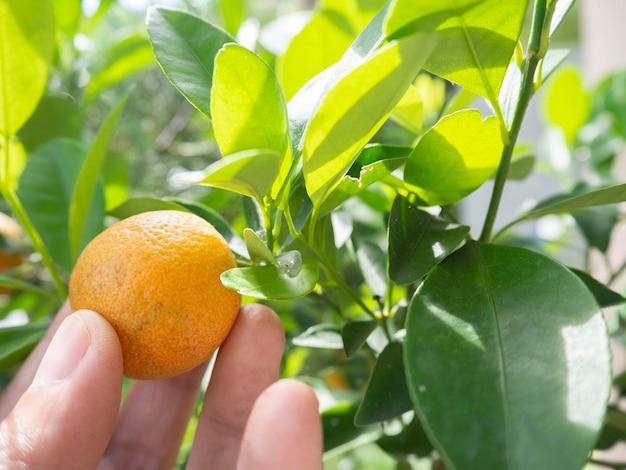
0 137 66 298
479 0 552 242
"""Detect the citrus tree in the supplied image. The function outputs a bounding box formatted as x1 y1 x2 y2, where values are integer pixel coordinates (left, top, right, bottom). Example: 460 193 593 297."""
3 0 626 468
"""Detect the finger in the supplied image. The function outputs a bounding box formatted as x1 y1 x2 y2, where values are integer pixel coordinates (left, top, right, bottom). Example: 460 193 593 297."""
99 360 208 470
186 304 285 470
0 301 72 419
0 309 123 470
238 379 323 470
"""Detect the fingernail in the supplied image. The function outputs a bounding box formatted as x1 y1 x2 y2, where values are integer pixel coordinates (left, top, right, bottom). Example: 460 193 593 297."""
32 313 90 386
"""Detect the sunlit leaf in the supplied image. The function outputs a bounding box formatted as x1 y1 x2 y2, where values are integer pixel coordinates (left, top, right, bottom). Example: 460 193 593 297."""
221 256 318 300
404 109 503 206
178 149 282 201
147 7 235 118
0 0 55 135
405 241 611 469
243 228 275 265
385 0 528 102
303 33 437 207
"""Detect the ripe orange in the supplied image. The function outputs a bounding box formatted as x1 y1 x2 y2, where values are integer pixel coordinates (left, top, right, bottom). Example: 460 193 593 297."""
68 210 241 380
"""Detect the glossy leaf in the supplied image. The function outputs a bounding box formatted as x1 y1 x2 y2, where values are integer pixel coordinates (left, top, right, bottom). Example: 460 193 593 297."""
69 93 128 262
147 7 234 118
404 110 503 206
212 43 290 159
178 149 282 201
388 197 470 285
303 32 437 207
0 323 48 369
292 324 344 349
277 9 355 100
342 319 378 358
0 0 55 135
570 268 626 308
318 156 406 216
243 228 275 265
405 241 611 469
543 66 590 144
17 139 105 274
385 0 528 102
221 256 318 300
498 183 626 237
355 342 413 426
355 239 387 298
288 3 390 156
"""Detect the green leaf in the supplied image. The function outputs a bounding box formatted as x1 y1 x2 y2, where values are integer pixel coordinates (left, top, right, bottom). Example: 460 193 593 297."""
376 415 434 457
355 342 413 426
212 43 290 159
53 0 81 37
385 0 528 103
405 241 611 469
323 402 367 452
0 0 55 135
572 206 618 252
221 256 318 300
18 95 82 151
303 32 437 207
69 93 128 263
388 197 470 285
108 197 187 219
218 0 246 35
317 154 406 216
85 34 154 102
146 7 235 119
550 0 576 37
17 139 105 274
0 323 48 369
569 268 626 308
404 109 503 206
102 152 129 212
288 3 390 154
543 66 590 144
292 323 343 349
243 228 275 265
342 319 378 358
498 183 626 237
355 239 387 298
178 149 283 201
277 9 355 101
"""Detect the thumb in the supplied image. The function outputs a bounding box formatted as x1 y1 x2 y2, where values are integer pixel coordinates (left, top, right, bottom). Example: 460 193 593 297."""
0 309 124 469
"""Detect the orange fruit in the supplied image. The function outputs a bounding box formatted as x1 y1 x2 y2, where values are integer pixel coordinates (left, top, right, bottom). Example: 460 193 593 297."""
68 210 241 380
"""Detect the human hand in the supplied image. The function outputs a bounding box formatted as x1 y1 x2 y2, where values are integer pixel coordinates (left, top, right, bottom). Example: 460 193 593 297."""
0 303 322 469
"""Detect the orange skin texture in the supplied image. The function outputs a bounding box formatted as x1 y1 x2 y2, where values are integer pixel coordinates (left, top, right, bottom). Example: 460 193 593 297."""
68 210 241 380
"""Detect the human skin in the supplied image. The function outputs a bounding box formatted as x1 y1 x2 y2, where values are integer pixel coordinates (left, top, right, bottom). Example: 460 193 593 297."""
0 302 323 469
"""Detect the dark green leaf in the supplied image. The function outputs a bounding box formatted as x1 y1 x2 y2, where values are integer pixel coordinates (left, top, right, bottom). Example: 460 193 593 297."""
376 415 434 457
342 319 378 358
0 323 48 369
572 206 618 253
569 268 626 308
322 402 364 452
69 93 129 262
405 241 611 469
17 139 105 274
355 342 413 426
108 197 186 219
146 7 235 118
221 256 318 300
18 95 82 151
292 323 343 349
388 196 470 285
